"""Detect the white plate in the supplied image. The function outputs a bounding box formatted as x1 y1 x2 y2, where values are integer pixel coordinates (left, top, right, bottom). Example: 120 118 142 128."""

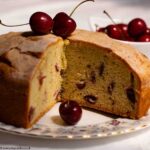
0 1 150 140
0 103 150 139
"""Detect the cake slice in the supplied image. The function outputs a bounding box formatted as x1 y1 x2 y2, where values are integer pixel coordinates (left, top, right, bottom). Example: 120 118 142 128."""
62 30 150 119
0 32 66 128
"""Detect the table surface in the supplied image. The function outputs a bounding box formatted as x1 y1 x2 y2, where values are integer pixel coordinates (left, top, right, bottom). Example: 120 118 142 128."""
0 0 150 150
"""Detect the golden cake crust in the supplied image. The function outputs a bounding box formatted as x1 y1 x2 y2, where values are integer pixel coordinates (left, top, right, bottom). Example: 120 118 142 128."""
0 32 61 76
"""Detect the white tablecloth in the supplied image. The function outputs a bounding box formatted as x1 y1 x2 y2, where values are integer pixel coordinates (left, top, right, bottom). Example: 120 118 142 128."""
0 0 150 149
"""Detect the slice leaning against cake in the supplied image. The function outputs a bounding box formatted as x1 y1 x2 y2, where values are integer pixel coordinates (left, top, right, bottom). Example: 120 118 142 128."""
62 29 150 119
0 32 66 128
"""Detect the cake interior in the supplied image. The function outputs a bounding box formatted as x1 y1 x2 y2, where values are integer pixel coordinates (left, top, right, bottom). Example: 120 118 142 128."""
28 40 66 127
62 42 140 118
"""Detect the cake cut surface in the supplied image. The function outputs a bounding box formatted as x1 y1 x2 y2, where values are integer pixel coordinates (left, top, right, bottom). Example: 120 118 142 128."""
62 30 150 119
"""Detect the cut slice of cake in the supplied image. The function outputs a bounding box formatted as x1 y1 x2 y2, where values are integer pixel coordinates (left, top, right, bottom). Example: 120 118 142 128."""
62 30 150 119
0 32 66 128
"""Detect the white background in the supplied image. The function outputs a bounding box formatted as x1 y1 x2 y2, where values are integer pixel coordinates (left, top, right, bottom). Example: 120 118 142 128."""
0 0 150 150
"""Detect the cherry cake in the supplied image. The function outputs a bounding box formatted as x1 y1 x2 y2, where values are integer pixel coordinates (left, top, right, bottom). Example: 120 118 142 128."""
0 30 150 128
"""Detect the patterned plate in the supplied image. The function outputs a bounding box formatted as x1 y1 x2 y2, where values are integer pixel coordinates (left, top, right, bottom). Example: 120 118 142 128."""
0 4 150 140
0 103 150 139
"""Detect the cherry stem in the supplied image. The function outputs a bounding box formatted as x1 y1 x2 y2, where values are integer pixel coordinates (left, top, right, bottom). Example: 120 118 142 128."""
103 10 126 39
95 24 99 31
69 0 94 17
103 10 117 25
0 20 29 27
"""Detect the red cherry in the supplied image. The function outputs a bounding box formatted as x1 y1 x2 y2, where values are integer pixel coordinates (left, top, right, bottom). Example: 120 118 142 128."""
117 23 128 37
53 12 76 38
137 34 150 42
128 18 147 37
145 28 150 35
117 23 135 41
59 100 82 125
53 0 94 38
29 12 53 35
124 36 135 42
106 24 122 40
97 27 107 33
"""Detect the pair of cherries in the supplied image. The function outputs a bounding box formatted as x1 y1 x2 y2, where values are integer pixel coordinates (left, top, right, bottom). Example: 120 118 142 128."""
0 0 94 39
97 11 150 42
0 11 76 38
30 11 76 38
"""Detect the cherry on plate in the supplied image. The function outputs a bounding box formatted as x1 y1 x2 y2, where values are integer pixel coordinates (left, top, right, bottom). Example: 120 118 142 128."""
59 100 82 125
